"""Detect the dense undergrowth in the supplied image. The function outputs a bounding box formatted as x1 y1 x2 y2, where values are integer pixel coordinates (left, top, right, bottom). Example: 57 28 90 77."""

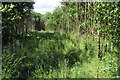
2 31 119 79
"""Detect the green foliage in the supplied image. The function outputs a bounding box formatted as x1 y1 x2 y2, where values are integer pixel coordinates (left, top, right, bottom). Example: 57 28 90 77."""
2 1 119 79
3 31 119 78
2 2 34 45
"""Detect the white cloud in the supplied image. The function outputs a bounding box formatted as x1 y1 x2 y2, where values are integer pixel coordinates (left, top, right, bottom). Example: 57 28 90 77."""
34 8 55 14
34 0 62 14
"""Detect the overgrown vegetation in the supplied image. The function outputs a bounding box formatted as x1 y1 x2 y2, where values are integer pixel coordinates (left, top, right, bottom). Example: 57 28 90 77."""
2 31 118 79
1 0 120 79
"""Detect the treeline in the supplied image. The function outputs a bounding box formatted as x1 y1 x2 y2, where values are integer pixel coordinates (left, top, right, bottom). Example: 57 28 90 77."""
43 2 120 57
1 2 45 46
44 2 119 42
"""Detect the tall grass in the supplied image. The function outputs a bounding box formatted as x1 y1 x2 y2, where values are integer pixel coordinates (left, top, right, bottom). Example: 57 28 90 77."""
2 31 119 79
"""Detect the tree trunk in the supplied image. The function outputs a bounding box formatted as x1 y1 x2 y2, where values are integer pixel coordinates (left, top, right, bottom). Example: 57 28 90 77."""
98 30 102 60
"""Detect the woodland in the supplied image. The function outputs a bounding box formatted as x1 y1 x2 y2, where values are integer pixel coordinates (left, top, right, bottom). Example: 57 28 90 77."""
1 1 120 79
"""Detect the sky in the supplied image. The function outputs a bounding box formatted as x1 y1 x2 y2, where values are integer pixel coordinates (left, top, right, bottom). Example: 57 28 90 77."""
33 0 62 14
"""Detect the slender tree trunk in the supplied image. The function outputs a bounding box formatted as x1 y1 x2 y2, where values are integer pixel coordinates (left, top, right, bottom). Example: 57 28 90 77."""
76 2 80 40
98 29 102 60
